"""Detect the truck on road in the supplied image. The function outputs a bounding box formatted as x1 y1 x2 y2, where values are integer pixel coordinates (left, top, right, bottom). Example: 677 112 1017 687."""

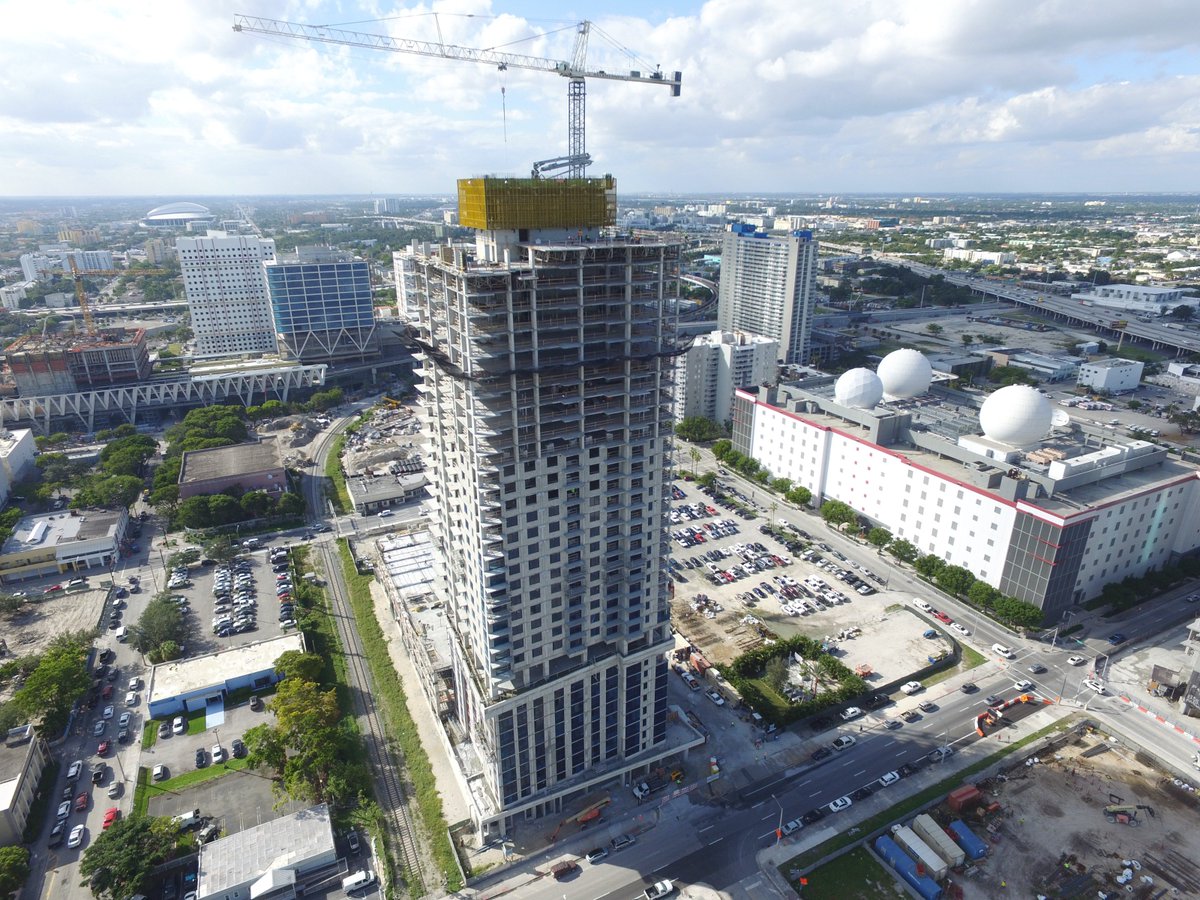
643 880 674 900
633 772 670 799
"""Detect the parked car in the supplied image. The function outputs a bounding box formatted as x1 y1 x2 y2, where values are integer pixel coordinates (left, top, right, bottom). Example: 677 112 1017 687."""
831 735 856 751
67 824 86 848
827 796 852 813
900 681 923 695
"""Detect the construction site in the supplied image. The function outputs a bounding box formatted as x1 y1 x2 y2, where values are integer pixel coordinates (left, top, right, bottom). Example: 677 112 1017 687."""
866 722 1200 899
1 328 151 395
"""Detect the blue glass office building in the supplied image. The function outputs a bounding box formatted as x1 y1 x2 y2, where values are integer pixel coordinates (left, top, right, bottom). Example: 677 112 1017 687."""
264 260 379 363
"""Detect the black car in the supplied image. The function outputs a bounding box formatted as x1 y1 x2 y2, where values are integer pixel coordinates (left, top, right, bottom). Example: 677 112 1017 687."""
99 648 115 663
960 682 978 694
48 821 66 848
231 738 246 758
800 808 826 825
897 763 919 778
195 749 207 768
810 746 832 761
850 786 874 801
863 693 890 709
249 695 263 711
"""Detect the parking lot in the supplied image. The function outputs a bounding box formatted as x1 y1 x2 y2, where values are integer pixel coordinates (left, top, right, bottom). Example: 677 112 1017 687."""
668 482 952 691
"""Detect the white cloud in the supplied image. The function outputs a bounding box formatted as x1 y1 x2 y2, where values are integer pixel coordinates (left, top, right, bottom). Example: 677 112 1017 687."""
0 0 1198 194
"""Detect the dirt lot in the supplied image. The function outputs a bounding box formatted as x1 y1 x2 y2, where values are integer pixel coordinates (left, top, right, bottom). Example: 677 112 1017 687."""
944 729 1200 898
0 585 108 672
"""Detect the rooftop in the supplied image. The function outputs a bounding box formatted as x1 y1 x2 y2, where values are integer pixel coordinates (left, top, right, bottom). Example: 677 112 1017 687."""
1081 357 1142 369
4 328 146 354
347 472 426 503
0 726 37 813
178 439 283 485
1 508 125 555
198 803 333 898
147 634 305 705
0 428 32 457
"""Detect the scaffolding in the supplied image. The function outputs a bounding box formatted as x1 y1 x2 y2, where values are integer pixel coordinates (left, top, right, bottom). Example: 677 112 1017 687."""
457 176 616 231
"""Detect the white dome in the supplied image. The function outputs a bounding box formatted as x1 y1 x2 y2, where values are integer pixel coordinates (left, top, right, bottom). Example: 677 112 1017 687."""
979 385 1053 446
834 368 884 409
877 349 932 399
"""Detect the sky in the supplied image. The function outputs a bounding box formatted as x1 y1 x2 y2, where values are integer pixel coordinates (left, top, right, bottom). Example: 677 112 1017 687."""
2 0 1200 196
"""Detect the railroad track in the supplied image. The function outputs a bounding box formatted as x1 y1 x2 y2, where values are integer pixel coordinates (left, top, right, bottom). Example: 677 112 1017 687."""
318 539 432 894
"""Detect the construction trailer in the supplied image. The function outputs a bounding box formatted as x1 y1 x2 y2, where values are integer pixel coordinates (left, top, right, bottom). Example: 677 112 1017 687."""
947 820 988 860
891 824 949 880
874 835 943 900
911 813 965 868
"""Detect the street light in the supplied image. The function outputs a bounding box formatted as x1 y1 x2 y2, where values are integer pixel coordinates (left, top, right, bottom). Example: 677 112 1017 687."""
772 794 784 843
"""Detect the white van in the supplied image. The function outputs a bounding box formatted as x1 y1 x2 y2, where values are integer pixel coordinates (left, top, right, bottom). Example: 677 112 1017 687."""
115 626 129 642
991 643 1016 659
342 870 375 893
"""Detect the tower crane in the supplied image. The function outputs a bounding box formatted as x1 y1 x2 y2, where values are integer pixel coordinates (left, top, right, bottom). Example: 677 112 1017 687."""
67 257 170 335
232 14 681 179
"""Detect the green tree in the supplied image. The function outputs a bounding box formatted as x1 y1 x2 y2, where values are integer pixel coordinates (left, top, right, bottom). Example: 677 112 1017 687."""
697 472 717 489
961 334 975 346
73 475 143 509
990 365 1035 387
275 493 305 517
131 598 186 656
1170 304 1194 321
992 596 1044 629
914 553 946 579
769 477 793 495
0 845 31 897
786 486 812 507
166 549 200 569
764 656 788 693
926 323 944 336
79 815 177 900
307 387 345 412
674 416 724 443
202 535 239 563
819 499 857 529
935 564 976 597
239 491 274 519
866 527 892 550
8 631 93 735
265 678 346 803
711 439 733 460
967 580 999 609
273 650 324 683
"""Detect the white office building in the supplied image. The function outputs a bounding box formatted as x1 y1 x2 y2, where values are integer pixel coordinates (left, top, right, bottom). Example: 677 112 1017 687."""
408 176 681 837
1071 284 1198 316
674 330 778 425
1077 358 1144 393
731 352 1200 622
717 224 818 365
177 233 279 358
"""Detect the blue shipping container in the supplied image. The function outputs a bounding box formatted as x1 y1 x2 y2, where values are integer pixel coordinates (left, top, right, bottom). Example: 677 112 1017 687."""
874 836 943 900
947 820 988 861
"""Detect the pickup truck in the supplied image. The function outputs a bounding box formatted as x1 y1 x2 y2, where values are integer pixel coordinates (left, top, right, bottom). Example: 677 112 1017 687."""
643 880 675 900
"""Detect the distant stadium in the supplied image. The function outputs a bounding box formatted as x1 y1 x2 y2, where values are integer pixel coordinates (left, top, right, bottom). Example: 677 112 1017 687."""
142 201 214 229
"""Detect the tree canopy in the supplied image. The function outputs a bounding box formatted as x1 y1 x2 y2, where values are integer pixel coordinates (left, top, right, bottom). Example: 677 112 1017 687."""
4 631 93 736
131 597 187 660
674 416 725 443
79 815 177 900
0 845 30 897
819 499 857 529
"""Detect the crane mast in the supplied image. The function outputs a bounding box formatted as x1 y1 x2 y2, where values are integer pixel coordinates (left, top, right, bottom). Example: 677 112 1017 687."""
232 14 681 179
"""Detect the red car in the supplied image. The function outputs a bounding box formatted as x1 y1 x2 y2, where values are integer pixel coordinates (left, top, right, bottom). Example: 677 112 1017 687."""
74 792 89 812
43 584 64 594
102 807 119 830
934 611 953 624
97 740 111 756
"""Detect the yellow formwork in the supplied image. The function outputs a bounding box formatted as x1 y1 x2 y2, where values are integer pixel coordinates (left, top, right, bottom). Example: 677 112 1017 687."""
457 176 616 231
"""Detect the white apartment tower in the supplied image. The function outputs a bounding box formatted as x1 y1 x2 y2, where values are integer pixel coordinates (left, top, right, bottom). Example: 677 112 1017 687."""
674 330 778 425
717 224 818 364
177 233 279 358
409 176 679 835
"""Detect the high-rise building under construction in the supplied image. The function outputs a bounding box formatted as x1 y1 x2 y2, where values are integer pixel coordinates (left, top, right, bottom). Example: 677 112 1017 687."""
406 176 682 835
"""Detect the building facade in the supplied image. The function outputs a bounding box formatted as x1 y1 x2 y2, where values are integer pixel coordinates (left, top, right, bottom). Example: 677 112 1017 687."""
177 233 278 358
733 382 1200 621
674 329 778 425
0 508 128 583
0 725 49 847
264 258 379 363
409 176 678 836
177 439 286 500
1077 358 1144 393
717 224 818 364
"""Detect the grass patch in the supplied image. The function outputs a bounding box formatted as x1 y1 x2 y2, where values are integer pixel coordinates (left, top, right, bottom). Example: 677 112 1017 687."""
781 716 1074 876
743 677 794 721
134 759 253 815
325 434 350 514
21 759 60 843
961 645 986 669
336 539 462 893
142 720 158 750
798 846 897 900
186 708 209 735
924 644 986 688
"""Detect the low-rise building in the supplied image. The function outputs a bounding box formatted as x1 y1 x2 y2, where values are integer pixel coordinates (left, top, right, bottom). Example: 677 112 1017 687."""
0 724 49 847
1077 358 1144 393
178 439 286 500
146 634 305 719
0 508 127 583
346 472 427 515
197 803 337 900
0 428 35 505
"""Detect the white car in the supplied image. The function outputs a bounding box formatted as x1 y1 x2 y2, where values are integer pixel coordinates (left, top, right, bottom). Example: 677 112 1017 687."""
102 705 115 719
781 818 803 836
172 716 186 735
828 795 852 813
1013 679 1034 692
705 689 725 706
877 770 900 787
839 706 863 721
67 824 86 848
992 644 1016 659
1083 679 1106 694
212 744 226 763
951 622 970 636
1067 655 1087 666
832 735 857 751
900 681 923 695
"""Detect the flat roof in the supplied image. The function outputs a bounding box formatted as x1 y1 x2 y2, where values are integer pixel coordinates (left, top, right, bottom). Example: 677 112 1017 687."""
1 508 124 555
179 439 283 485
1082 357 1141 369
0 428 31 457
347 473 426 502
147 634 305 704
198 803 333 898
0 728 37 813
